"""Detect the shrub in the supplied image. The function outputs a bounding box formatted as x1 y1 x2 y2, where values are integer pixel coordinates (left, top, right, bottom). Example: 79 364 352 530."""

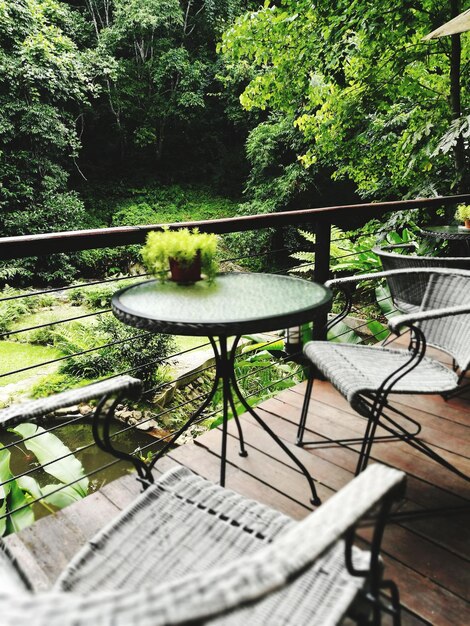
56 316 175 387
30 373 94 398
0 287 35 334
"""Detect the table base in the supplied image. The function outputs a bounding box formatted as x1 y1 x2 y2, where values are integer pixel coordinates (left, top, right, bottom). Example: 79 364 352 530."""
146 335 320 506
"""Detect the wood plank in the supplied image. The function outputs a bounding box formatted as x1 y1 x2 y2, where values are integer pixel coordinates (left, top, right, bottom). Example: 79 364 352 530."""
285 381 470 459
233 406 470 558
290 377 470 428
169 440 310 520
3 372 468 626
267 389 470 493
382 554 469 626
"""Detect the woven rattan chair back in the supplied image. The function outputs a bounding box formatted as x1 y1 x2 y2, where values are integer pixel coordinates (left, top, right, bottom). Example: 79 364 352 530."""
373 245 470 312
373 247 470 371
414 270 470 373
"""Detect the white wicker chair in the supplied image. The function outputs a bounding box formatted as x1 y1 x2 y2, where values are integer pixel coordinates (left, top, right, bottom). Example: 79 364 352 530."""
0 377 405 625
297 267 470 482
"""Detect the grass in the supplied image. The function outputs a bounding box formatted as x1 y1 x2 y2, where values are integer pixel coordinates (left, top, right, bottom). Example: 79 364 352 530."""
9 305 92 340
173 335 211 354
0 341 64 386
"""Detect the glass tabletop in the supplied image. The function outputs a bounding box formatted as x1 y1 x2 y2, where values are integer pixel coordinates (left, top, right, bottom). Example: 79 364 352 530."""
112 272 332 336
420 225 470 240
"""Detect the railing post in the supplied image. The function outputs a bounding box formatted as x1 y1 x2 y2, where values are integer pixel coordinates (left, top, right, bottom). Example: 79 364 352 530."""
312 219 331 340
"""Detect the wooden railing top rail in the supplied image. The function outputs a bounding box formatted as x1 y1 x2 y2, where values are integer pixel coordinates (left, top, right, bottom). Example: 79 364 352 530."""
1 194 469 261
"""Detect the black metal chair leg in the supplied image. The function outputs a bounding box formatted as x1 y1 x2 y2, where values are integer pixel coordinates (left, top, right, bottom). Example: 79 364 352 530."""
355 396 386 476
297 368 315 446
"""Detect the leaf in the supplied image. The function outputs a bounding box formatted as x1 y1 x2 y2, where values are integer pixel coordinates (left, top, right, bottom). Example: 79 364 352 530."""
327 321 363 344
367 320 390 342
16 476 43 501
0 447 13 497
375 284 401 320
11 424 89 497
0 499 7 537
6 480 35 535
42 484 84 509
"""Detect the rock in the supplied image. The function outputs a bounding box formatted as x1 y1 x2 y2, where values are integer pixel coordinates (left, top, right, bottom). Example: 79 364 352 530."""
55 405 80 416
147 426 172 440
136 419 159 431
117 410 134 421
79 404 93 416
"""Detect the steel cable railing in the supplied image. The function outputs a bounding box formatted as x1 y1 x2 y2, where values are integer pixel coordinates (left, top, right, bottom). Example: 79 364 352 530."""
3 195 468 533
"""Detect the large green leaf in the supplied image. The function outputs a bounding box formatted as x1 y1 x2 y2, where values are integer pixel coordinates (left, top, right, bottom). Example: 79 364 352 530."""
367 320 390 342
11 424 89 497
6 480 35 535
0 447 13 498
16 476 43 501
327 321 363 344
0 499 7 537
42 484 85 509
375 284 401 320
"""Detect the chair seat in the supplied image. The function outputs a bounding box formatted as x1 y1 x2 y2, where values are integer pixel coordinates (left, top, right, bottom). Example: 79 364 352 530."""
56 466 370 625
303 341 458 412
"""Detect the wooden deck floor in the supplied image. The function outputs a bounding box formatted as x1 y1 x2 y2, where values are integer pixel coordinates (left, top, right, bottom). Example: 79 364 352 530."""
5 379 469 625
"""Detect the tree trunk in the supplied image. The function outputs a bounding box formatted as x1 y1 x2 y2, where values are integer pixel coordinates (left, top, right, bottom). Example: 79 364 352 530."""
449 0 467 192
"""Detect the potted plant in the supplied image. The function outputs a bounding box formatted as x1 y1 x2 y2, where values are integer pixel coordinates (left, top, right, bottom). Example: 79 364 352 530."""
141 227 219 284
455 204 470 229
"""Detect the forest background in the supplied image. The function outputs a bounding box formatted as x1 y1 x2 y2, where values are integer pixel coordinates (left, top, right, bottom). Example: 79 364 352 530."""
0 0 469 285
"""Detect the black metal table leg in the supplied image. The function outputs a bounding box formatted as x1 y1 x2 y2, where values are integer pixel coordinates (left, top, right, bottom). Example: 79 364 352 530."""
225 335 321 506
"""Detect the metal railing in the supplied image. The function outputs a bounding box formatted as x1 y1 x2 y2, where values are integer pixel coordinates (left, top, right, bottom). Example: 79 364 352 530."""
1 193 469 532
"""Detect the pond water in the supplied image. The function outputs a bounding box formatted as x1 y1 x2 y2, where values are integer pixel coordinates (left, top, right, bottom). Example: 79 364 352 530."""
2 418 159 522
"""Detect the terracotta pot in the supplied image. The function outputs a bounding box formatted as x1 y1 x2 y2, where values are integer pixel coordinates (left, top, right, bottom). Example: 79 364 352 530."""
465 219 470 229
169 252 202 284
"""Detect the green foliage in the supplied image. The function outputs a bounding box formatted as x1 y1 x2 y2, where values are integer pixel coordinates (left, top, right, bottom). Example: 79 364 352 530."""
30 373 94 399
455 204 470 222
110 186 240 226
84 0 248 177
55 315 174 387
0 0 110 236
291 226 383 276
0 287 35 334
69 281 136 310
0 426 88 536
206 338 302 429
142 228 219 281
220 1 469 198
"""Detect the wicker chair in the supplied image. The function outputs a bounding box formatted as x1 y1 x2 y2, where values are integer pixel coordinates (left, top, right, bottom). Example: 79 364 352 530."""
372 243 470 313
297 267 470 482
0 377 405 625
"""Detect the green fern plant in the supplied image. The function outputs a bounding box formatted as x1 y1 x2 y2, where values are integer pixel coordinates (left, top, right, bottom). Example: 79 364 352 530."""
141 227 219 281
455 204 470 224
290 226 382 275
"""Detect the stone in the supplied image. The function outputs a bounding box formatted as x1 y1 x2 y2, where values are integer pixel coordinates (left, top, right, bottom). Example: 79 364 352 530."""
54 406 80 416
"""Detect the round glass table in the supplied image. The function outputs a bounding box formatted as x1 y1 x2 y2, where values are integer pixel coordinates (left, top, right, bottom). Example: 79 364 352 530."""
112 272 332 505
420 225 470 255
420 225 470 240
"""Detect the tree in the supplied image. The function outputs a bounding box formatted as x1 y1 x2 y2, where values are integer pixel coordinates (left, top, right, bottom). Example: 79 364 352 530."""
0 0 111 236
220 0 469 199
84 0 250 171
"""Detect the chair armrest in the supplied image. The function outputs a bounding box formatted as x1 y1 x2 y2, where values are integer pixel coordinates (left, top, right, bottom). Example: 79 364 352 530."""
0 464 405 625
0 376 142 428
326 266 470 289
389 303 470 335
